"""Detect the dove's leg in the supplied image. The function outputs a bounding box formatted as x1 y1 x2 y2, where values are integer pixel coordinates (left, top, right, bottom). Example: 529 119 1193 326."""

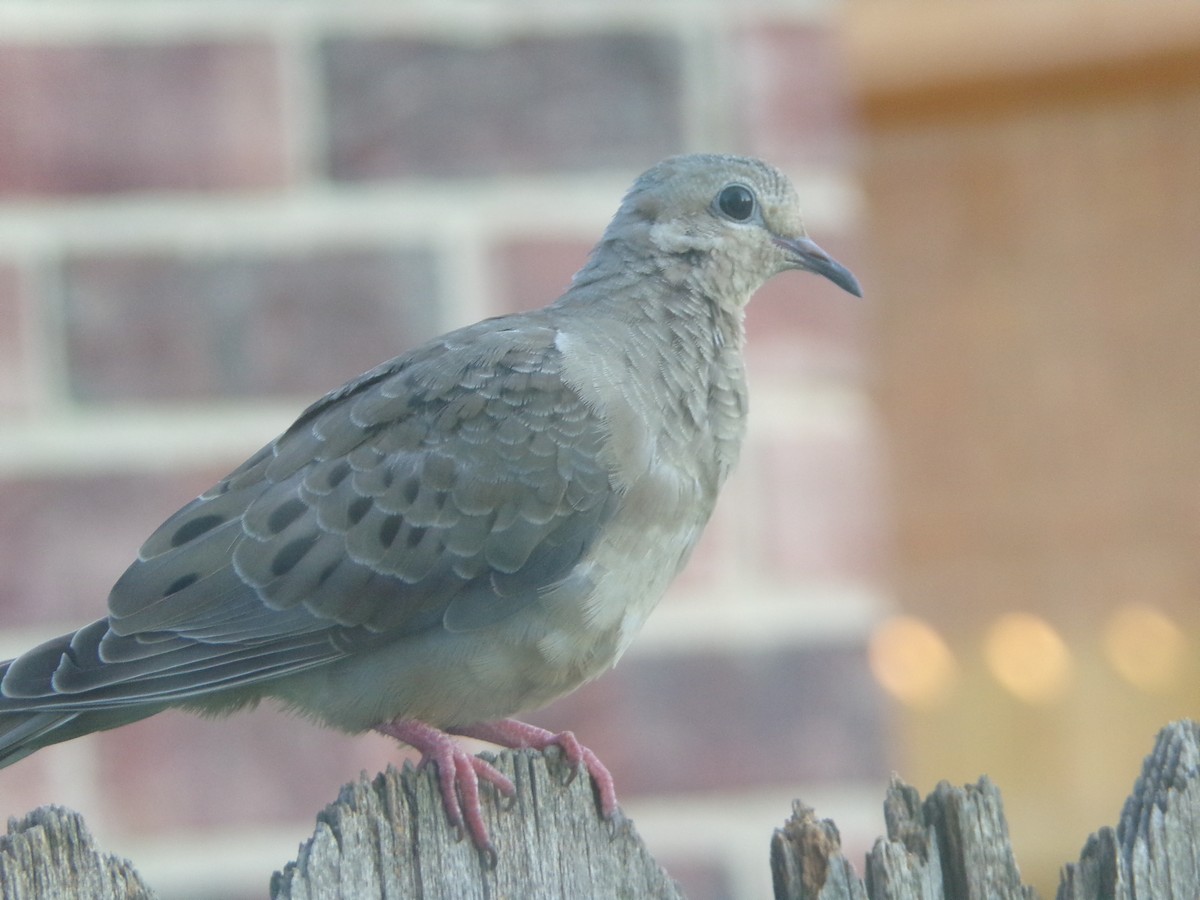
374 718 515 859
451 719 618 818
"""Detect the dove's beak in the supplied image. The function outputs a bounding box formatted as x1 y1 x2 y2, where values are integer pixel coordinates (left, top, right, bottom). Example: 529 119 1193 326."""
775 236 863 297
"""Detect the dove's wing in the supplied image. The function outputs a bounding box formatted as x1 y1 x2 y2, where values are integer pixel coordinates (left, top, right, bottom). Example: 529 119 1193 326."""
1 316 618 709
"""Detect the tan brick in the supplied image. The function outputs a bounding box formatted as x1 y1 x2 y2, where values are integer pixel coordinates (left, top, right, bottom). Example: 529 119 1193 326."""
869 91 1200 629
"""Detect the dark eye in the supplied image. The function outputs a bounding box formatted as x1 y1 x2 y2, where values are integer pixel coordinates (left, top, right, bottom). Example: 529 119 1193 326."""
716 184 755 221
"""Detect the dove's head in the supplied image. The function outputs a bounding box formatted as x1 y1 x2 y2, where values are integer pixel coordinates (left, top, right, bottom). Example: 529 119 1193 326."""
606 154 861 308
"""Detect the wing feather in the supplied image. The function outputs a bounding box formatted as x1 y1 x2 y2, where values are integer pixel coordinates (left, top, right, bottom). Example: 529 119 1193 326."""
7 316 619 709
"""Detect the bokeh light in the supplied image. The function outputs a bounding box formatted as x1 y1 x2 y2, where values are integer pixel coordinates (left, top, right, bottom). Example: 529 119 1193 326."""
1102 604 1187 692
868 615 957 709
983 613 1072 704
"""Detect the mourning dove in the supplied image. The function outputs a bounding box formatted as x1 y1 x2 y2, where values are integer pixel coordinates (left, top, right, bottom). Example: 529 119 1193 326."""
0 154 860 857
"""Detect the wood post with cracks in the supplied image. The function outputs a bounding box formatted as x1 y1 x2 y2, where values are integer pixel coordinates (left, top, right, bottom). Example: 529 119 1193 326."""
3 722 1200 898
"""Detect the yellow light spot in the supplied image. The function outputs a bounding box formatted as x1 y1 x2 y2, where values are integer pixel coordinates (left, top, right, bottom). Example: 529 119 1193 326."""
1103 604 1187 692
868 615 957 709
983 612 1072 704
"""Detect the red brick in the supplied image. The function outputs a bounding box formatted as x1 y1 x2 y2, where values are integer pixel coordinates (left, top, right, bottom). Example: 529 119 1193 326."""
91 706 404 832
526 641 886 797
745 231 870 380
62 247 440 403
657 858 735 900
0 469 229 625
755 429 885 584
487 238 593 315
322 34 684 179
490 231 868 381
0 263 30 412
734 23 858 166
0 751 56 822
668 467 750 593
0 41 287 196
0 642 884 833
0 708 406 837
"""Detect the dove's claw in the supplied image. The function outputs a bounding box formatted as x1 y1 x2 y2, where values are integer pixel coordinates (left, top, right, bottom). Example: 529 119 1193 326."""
452 719 619 819
375 718 514 859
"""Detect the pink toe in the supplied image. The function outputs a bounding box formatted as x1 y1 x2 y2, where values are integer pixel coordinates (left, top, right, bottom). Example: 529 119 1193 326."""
451 719 620 820
375 718 509 855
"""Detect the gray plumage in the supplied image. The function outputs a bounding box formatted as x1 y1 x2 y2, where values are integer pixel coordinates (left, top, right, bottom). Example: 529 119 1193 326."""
0 155 859 813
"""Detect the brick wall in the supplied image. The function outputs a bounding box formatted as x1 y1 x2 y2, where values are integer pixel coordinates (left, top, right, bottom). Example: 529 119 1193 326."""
849 4 1200 893
0 5 882 898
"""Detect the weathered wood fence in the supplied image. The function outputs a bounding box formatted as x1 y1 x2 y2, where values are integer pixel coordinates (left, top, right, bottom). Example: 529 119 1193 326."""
2 720 1198 898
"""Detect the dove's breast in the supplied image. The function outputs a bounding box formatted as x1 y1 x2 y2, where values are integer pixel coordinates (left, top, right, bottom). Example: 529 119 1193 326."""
270 307 749 732
531 312 748 664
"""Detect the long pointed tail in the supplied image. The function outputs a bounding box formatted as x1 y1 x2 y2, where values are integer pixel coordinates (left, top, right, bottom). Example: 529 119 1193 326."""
0 640 164 768
0 707 82 767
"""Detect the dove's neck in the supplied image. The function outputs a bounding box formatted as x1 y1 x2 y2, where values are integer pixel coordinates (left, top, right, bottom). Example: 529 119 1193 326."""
553 242 749 500
561 238 748 356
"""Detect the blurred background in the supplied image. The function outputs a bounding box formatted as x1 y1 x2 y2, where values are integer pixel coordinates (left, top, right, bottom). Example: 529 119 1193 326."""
0 2 1197 898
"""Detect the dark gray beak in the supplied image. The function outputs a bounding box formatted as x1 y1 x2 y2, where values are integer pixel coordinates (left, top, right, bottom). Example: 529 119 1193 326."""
775 236 863 297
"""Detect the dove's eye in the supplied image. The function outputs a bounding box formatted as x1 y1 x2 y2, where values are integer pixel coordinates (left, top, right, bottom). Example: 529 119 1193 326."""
716 184 756 222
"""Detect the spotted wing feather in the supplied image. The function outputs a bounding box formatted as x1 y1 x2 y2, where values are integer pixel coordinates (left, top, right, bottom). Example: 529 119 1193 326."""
1 318 617 709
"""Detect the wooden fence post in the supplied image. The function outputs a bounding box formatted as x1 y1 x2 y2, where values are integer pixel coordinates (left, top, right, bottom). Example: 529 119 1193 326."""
770 720 1200 900
3 721 1199 898
270 747 682 899
0 805 154 900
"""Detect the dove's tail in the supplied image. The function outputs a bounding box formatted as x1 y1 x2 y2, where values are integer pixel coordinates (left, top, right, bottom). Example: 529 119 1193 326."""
0 635 164 768
0 701 163 769
0 706 163 768
0 706 80 767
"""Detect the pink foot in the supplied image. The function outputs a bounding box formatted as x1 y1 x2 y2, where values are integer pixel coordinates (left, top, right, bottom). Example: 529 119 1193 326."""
451 719 618 819
374 718 515 862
